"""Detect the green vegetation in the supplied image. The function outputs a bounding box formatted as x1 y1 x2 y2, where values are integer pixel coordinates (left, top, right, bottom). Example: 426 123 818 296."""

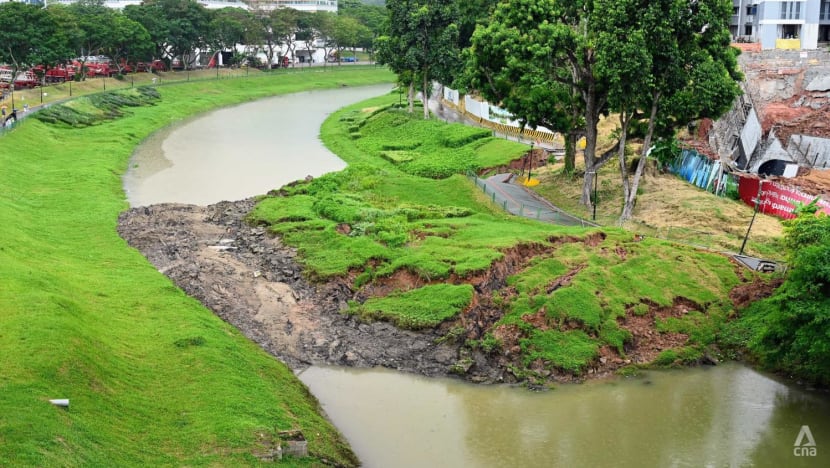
0 67 393 466
250 91 747 379
730 213 830 386
351 284 475 329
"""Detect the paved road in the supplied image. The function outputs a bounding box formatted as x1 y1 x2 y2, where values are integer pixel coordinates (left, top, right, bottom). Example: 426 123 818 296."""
426 96 595 227
472 172 597 227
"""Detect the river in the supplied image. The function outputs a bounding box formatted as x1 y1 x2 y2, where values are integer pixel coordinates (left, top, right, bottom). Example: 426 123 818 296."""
124 85 829 467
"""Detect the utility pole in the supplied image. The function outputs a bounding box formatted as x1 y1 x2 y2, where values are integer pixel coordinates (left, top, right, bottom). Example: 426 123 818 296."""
739 180 764 256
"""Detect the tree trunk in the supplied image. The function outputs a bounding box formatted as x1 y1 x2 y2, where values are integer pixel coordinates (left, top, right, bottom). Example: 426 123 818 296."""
580 86 601 206
564 131 577 175
407 80 415 114
422 73 430 119
617 111 632 206
621 94 660 221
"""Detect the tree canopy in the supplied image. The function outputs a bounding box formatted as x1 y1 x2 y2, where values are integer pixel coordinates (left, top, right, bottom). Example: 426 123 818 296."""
464 0 741 213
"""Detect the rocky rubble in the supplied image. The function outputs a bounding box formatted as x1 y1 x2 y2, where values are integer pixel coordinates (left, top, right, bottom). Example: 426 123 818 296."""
118 200 505 382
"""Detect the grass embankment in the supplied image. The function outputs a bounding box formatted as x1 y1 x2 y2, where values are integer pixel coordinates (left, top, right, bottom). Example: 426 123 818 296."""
530 154 785 260
0 66 393 466
249 94 753 379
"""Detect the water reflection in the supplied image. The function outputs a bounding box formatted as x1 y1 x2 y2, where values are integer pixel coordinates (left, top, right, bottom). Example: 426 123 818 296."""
123 84 393 207
299 364 829 468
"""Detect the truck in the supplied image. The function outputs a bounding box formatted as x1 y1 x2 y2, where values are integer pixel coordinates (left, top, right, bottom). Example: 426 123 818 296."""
0 67 39 89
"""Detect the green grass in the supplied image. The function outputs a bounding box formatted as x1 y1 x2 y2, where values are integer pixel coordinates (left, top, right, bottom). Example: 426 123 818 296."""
246 91 748 378
0 66 394 466
351 284 475 329
490 230 738 373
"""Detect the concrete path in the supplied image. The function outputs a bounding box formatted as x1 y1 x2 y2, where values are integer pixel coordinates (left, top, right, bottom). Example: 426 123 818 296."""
472 172 597 227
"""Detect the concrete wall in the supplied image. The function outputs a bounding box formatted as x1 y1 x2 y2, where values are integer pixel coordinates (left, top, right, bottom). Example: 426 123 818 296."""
788 135 830 168
751 130 795 172
741 108 763 160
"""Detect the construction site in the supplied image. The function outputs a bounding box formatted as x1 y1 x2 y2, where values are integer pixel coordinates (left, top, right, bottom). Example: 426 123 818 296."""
701 46 830 203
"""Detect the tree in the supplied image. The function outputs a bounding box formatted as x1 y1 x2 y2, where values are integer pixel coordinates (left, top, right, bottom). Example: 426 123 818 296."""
377 0 460 119
57 0 114 80
598 0 741 221
0 2 65 89
332 15 366 63
312 11 338 67
126 0 210 70
467 0 612 204
296 11 321 67
209 8 251 59
100 14 153 74
256 7 298 69
124 2 171 63
338 0 387 60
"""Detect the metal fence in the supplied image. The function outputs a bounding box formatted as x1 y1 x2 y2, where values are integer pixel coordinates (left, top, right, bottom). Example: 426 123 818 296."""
469 172 597 227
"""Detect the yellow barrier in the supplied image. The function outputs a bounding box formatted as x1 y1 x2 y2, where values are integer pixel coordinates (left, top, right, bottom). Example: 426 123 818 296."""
439 98 559 145
775 38 801 50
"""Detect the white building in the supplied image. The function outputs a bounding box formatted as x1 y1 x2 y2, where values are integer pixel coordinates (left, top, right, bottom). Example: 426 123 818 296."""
731 0 830 49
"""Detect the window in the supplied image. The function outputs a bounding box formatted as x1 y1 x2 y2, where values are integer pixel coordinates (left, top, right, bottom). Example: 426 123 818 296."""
746 6 756 16
780 2 802 20
821 1 830 20
745 25 753 36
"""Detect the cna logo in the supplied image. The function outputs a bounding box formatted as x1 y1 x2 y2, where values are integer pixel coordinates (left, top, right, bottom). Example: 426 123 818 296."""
793 425 817 457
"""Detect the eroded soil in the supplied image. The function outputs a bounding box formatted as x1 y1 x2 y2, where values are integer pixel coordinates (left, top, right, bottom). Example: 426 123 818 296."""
119 200 765 384
118 200 503 382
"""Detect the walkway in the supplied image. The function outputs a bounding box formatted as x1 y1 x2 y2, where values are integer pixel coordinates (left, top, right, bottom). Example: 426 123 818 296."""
425 96 594 227
471 172 597 227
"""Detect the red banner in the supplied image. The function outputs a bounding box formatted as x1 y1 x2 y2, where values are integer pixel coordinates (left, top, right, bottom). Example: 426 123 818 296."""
738 177 830 219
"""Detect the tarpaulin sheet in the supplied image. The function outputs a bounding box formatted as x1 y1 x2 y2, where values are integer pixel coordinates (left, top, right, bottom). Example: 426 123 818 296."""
738 177 830 219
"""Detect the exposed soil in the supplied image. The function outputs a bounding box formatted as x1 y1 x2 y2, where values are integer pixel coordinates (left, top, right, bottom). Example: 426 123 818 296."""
119 200 762 385
118 200 504 382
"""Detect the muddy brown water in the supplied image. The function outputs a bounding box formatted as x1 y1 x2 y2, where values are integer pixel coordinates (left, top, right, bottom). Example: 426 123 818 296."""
124 86 830 467
124 84 393 206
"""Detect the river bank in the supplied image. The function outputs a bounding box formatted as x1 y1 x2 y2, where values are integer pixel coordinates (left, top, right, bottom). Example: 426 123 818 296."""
116 90 786 387
117 199 500 379
0 68 395 466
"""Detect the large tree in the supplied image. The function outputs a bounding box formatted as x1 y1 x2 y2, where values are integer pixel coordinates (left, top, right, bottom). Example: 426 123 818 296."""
125 0 210 69
256 6 299 69
209 7 253 61
338 0 387 59
595 0 741 220
377 0 460 119
332 15 369 63
467 0 610 205
0 2 66 89
100 14 154 74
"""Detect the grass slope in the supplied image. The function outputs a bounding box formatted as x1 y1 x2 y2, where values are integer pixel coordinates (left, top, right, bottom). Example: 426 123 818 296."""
250 94 747 379
0 67 393 466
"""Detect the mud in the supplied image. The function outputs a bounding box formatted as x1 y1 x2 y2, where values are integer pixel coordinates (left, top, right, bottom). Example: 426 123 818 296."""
118 201 763 385
118 200 504 382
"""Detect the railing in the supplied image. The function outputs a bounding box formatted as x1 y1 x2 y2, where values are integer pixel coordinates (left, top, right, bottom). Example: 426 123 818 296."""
467 171 597 228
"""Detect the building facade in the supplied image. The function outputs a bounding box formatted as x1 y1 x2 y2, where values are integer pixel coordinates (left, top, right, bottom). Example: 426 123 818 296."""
731 0 830 49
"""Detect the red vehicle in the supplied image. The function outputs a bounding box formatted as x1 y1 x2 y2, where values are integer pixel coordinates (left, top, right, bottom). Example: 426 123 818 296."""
137 60 167 72
0 67 38 89
44 65 76 83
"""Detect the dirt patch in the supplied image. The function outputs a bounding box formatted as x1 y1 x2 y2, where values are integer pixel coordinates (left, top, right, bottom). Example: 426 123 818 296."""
729 276 784 309
618 306 690 365
118 200 477 380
